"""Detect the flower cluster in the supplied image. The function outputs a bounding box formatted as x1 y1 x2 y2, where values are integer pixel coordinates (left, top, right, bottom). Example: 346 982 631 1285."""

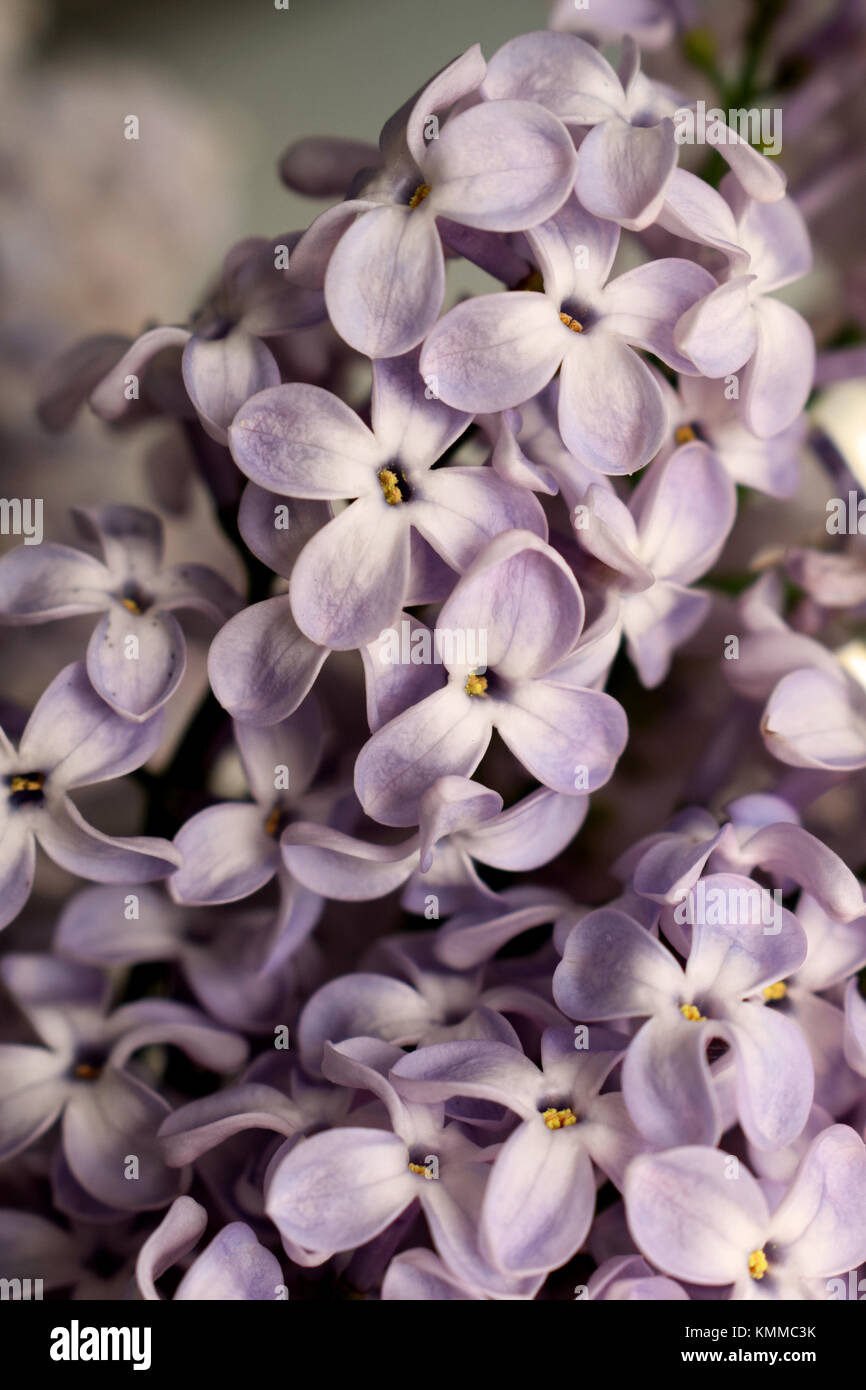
2 3 866 1302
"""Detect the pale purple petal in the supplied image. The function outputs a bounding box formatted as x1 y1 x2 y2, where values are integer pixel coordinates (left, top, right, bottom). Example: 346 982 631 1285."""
170 803 278 905
229 384 381 499
626 1147 769 1284
208 596 327 726
0 544 110 623
325 203 445 357
290 499 411 650
419 293 563 413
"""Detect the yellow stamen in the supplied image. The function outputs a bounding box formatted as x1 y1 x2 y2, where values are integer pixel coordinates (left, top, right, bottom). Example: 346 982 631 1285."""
74 1063 101 1081
464 673 488 697
542 1107 577 1130
675 425 697 445
10 774 44 793
748 1248 769 1280
408 183 431 210
121 597 142 614
763 981 787 1001
559 312 583 333
680 1003 706 1022
264 806 281 838
378 468 404 506
408 1162 428 1175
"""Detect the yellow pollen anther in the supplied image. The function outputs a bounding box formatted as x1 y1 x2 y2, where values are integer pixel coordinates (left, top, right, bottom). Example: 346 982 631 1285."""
121 597 142 614
763 981 787 1001
680 1003 706 1022
408 1161 428 1175
675 425 697 445
409 183 431 210
74 1063 101 1081
264 806 281 838
542 1107 577 1129
378 468 404 506
748 1248 769 1280
559 312 583 333
10 774 44 793
464 673 488 697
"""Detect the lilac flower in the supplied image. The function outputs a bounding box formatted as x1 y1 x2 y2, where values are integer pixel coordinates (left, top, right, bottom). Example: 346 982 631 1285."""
391 1027 647 1275
55 883 311 1034
354 530 628 825
264 1036 539 1296
657 369 805 498
420 195 716 474
157 1054 351 1247
725 579 866 771
625 1126 866 1298
618 793 865 924
290 46 578 358
136 1196 284 1300
228 349 546 648
674 180 815 437
0 954 246 1210
0 662 179 928
282 773 587 906
169 703 325 964
295 928 563 1073
83 234 324 444
553 877 813 1149
481 33 784 230
0 505 241 720
574 442 736 685
433 883 577 969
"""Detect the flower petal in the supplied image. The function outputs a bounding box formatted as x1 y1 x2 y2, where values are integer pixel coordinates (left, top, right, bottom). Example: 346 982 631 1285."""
625 1147 768 1285
229 384 380 499
325 203 445 357
425 100 577 231
290 498 411 650
576 116 677 231
741 298 814 439
182 332 281 445
208 596 327 726
355 684 493 828
558 333 667 475
0 544 110 623
86 606 186 721
170 803 278 905
420 292 562 413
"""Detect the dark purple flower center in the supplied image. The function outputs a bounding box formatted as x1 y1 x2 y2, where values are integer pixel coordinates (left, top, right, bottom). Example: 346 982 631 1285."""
71 1047 106 1083
6 771 45 808
560 299 597 334
117 581 153 616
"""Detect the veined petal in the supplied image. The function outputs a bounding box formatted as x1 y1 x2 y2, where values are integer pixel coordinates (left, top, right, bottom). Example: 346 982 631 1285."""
229 384 381 499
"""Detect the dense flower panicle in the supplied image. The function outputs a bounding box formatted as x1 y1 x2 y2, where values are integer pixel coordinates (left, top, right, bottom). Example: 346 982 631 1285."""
3 1 866 1306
